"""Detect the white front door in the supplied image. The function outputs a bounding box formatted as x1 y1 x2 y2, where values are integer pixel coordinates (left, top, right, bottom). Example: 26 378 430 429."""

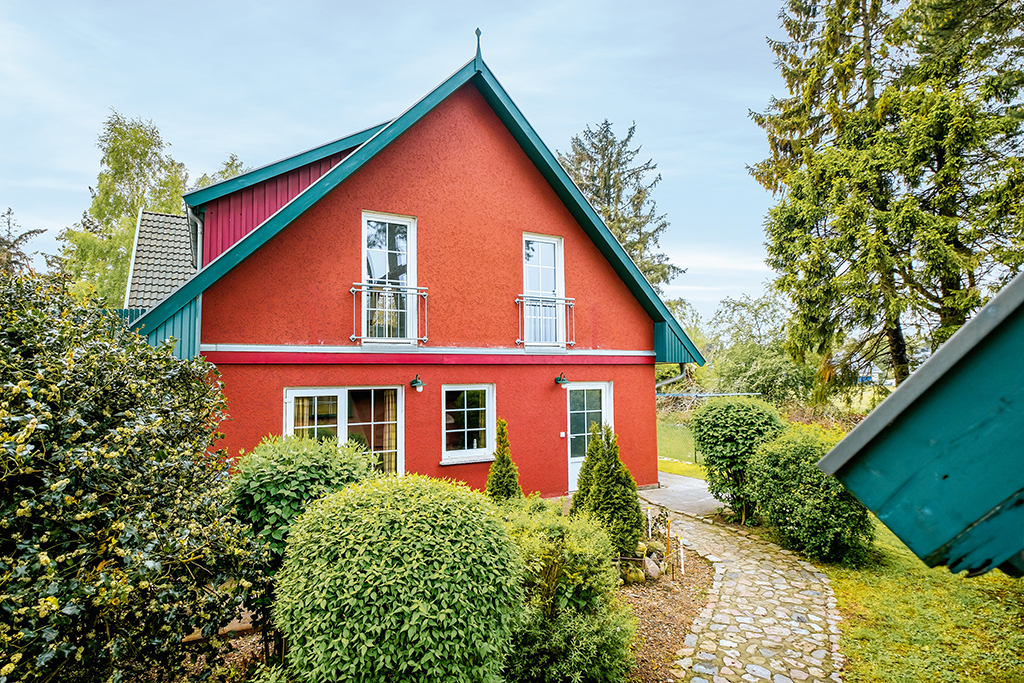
567 383 612 491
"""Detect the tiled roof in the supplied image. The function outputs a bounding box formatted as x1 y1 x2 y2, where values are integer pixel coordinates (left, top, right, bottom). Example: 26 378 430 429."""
125 211 195 309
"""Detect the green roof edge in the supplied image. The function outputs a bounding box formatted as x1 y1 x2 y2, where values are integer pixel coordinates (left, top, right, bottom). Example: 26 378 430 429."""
182 122 391 208
135 57 705 366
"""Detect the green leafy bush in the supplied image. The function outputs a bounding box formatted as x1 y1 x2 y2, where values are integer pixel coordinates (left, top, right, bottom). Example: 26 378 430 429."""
485 418 523 501
569 424 644 557
691 397 785 523
227 435 371 560
748 423 874 562
501 497 635 683
274 475 522 682
0 274 266 682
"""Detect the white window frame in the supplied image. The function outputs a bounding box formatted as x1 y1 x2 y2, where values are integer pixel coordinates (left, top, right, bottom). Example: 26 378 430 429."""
522 233 566 347
360 211 418 345
440 383 497 466
283 385 405 475
566 381 613 491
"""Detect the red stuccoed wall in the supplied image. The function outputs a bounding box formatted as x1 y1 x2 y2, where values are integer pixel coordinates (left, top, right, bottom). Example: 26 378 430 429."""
201 82 654 352
214 361 657 497
200 81 662 493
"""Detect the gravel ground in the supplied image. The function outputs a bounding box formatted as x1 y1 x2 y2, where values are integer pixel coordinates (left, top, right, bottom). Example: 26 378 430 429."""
622 546 715 683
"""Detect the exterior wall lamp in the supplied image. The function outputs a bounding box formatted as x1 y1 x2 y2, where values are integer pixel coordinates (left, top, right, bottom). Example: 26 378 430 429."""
410 374 425 392
555 372 570 389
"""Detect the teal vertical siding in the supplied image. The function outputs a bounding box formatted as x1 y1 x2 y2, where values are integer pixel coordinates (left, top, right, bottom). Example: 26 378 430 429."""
654 322 702 364
146 298 198 360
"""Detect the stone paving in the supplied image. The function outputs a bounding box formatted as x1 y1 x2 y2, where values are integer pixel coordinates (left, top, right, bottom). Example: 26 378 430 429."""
663 513 845 683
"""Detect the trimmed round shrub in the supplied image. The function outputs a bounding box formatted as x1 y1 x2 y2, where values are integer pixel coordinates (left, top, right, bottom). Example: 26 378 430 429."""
0 273 265 682
748 423 874 562
569 424 645 557
501 497 635 683
485 418 523 501
227 435 371 561
274 475 523 682
691 397 785 524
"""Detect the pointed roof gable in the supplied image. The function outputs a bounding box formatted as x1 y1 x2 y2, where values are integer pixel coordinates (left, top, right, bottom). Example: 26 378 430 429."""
124 210 195 309
133 57 705 365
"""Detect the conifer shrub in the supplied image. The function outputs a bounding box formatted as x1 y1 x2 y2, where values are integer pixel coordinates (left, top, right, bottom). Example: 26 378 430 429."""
568 424 645 557
0 274 266 682
748 423 874 562
501 497 635 683
274 475 522 682
691 397 785 524
227 435 371 561
485 418 523 501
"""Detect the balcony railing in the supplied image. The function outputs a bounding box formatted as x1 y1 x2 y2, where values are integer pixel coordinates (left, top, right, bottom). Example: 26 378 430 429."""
350 283 428 344
516 295 575 347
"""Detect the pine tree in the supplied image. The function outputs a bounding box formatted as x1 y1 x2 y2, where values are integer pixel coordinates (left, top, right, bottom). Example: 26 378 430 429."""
0 208 43 274
569 424 644 557
558 121 681 293
485 418 522 501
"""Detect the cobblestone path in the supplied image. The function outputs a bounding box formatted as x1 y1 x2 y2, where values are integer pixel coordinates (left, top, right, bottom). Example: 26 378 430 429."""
664 514 845 683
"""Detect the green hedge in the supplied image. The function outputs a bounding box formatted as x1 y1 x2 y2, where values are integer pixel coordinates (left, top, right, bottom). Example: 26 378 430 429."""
274 475 522 682
500 497 635 683
691 397 785 523
485 418 523 501
0 273 265 682
748 423 874 562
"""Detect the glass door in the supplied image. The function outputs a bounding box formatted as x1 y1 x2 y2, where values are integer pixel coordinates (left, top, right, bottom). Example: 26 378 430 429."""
567 383 611 491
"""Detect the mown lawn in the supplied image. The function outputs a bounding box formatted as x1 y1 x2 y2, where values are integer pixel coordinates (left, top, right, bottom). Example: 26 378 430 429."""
656 415 705 480
826 520 1024 682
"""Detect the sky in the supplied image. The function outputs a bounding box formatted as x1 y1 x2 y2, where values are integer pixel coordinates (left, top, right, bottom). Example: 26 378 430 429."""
0 0 788 322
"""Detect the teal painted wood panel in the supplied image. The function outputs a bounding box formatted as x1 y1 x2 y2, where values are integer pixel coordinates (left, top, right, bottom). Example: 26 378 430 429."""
145 298 198 360
654 322 701 364
833 300 1024 575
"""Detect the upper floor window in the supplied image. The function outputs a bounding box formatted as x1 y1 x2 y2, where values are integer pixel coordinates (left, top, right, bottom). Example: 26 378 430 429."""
522 234 566 345
359 212 418 343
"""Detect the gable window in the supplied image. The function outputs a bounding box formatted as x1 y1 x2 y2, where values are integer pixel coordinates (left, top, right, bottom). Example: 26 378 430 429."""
358 212 419 343
441 384 496 465
285 386 403 474
521 234 568 345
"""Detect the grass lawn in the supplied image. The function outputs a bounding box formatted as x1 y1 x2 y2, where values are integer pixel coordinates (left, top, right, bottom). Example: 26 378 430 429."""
826 520 1024 682
656 415 706 480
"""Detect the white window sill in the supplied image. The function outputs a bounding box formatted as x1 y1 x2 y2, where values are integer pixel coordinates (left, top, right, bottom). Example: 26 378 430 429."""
439 453 495 466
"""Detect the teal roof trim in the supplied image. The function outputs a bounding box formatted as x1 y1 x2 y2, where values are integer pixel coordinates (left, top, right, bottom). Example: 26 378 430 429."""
182 122 390 208
135 57 705 367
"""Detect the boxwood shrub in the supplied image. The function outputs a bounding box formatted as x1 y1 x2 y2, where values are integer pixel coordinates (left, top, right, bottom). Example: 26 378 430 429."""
691 397 785 523
274 475 522 682
748 423 874 562
501 497 636 683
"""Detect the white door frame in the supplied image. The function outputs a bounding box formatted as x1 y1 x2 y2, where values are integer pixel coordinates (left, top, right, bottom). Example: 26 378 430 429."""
566 381 613 492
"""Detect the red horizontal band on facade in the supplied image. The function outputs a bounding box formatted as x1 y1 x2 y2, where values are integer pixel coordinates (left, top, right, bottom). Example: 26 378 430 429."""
201 351 655 366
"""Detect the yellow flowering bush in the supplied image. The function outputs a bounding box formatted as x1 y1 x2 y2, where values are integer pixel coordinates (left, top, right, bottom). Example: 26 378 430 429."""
0 274 267 682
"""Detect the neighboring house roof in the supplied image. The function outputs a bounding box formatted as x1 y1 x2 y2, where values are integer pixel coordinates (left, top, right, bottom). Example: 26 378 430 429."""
124 210 195 309
132 51 705 366
819 272 1024 577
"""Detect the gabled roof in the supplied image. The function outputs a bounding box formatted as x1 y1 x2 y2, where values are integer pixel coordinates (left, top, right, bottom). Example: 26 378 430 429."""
124 210 195 309
132 54 705 366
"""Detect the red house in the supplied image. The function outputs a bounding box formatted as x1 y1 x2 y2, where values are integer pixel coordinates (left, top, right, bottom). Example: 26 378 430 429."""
126 50 704 497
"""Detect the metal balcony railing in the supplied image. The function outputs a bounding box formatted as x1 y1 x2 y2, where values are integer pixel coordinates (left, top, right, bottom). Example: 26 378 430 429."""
516 295 575 347
350 283 428 344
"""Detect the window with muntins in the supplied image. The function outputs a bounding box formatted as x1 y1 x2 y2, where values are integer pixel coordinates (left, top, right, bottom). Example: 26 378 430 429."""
522 235 564 344
362 213 416 341
285 387 401 474
441 384 496 465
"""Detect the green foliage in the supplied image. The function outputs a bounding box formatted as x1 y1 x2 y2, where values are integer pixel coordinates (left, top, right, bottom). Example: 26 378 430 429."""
485 418 523 501
0 273 266 682
569 424 644 557
501 497 635 683
690 397 785 524
558 120 681 292
0 208 43 274
228 435 371 561
194 153 252 190
274 475 522 682
748 424 873 562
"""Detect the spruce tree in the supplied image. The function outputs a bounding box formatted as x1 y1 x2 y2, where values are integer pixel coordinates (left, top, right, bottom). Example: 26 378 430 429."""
485 418 522 501
558 121 681 293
